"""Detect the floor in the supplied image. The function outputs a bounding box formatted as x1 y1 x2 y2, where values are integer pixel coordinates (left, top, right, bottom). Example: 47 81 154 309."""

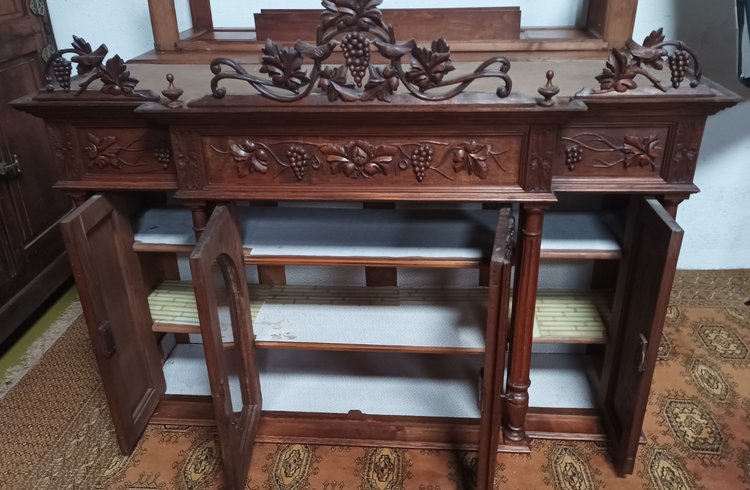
0 286 77 382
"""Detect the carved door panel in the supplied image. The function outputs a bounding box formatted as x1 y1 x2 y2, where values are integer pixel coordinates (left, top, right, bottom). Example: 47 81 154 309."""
600 197 683 476
477 206 514 490
190 205 261 490
59 194 165 453
0 0 70 341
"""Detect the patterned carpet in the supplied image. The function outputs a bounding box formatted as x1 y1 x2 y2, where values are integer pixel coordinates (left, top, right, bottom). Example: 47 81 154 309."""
0 270 748 489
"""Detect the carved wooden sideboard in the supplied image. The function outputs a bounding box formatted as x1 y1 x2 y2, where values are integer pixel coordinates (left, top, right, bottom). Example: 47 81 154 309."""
13 3 739 488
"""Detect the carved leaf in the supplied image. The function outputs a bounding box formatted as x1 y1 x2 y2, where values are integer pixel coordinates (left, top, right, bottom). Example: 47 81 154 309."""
260 40 310 91
596 48 639 92
318 65 354 101
362 65 399 102
322 0 383 31
453 142 490 179
643 28 665 48
70 38 108 75
622 134 661 169
406 37 455 91
99 56 138 95
71 35 92 54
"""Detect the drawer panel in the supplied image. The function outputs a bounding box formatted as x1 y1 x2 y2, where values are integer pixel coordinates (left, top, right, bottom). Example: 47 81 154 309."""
555 126 670 179
49 125 177 189
201 135 523 188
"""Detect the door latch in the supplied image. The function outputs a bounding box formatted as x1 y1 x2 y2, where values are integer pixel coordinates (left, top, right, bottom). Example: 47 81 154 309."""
0 154 21 177
98 320 117 358
637 333 648 373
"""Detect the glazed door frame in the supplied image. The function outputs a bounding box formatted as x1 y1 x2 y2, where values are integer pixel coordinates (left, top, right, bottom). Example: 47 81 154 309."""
190 204 262 490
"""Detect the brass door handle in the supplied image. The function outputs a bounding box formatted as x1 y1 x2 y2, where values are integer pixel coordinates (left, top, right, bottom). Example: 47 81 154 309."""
0 154 20 177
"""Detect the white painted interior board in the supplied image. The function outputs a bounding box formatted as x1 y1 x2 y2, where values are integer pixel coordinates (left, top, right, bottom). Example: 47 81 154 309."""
527 353 599 409
253 301 486 349
163 344 483 417
133 207 621 258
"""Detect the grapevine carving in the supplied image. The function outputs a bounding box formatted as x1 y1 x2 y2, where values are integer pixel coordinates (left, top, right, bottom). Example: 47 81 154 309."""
208 139 510 182
45 36 140 96
83 132 169 170
562 133 662 170
596 28 702 93
210 0 512 103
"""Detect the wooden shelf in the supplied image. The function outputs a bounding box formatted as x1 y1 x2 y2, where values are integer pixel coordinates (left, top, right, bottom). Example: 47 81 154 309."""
149 282 609 347
133 206 622 264
162 344 483 419
532 290 609 344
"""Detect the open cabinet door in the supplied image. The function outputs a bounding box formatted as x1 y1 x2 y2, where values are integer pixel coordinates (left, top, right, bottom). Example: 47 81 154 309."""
476 206 514 490
190 205 261 490
600 197 683 476
59 194 165 453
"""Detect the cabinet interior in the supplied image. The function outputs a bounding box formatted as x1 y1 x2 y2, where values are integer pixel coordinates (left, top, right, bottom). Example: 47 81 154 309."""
134 199 624 435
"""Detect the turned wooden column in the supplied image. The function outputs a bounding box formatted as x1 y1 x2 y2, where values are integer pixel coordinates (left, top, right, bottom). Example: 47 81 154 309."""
659 194 688 220
69 191 89 207
503 204 545 444
187 201 210 240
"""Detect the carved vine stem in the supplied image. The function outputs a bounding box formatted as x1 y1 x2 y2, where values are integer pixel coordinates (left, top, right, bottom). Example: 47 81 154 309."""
596 28 703 93
562 132 662 170
209 0 512 103
45 36 139 96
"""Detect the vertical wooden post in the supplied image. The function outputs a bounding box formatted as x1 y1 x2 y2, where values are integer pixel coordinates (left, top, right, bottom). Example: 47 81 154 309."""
188 201 209 240
659 194 688 220
69 191 89 207
189 0 214 31
586 0 638 48
148 0 180 51
503 204 545 444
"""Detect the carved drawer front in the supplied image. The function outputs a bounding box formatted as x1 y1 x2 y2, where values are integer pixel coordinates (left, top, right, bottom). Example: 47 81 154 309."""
50 125 176 188
555 127 670 179
201 135 523 188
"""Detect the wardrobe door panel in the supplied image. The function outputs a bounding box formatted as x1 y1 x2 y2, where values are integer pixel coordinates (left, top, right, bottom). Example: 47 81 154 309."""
601 197 683 476
60 194 165 453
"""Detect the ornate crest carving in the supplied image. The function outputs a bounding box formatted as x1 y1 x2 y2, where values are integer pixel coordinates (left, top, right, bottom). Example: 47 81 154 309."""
45 36 140 96
596 28 702 93
210 0 512 102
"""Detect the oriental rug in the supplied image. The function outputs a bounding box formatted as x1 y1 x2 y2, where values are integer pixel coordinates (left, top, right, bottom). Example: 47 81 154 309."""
0 270 748 489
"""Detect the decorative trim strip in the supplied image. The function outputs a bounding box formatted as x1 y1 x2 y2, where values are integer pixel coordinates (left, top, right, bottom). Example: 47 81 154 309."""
210 0 512 103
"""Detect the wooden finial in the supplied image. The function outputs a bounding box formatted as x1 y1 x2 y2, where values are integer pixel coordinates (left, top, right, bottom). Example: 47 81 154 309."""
537 70 560 107
162 73 184 108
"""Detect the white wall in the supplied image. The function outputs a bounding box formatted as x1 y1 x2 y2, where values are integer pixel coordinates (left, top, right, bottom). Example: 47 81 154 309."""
47 0 749 269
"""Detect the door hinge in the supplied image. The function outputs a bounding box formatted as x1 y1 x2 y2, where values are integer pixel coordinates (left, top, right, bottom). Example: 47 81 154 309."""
0 154 21 177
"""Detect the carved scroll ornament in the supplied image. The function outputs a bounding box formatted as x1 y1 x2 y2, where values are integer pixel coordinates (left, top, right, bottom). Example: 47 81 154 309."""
45 36 139 96
209 0 512 103
209 138 509 183
596 28 702 93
